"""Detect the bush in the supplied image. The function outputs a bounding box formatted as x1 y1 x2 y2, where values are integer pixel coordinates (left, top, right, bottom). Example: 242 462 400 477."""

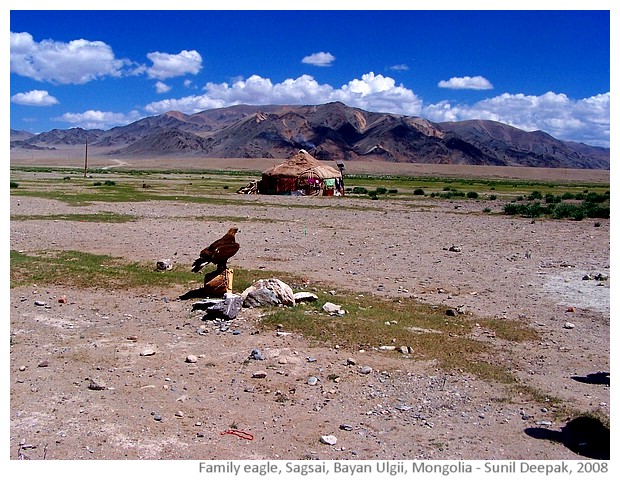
375 187 388 195
466 191 479 199
528 191 543 200
352 186 368 195
10 181 19 189
413 188 425 196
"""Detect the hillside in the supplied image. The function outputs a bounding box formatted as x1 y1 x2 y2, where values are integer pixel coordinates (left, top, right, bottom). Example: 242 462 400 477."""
10 102 610 169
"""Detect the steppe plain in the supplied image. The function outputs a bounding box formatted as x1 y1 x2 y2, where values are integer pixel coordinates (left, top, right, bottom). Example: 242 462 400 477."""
8 149 611 463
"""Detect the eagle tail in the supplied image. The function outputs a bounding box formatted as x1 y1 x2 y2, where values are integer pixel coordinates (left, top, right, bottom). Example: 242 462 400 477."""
191 258 210 273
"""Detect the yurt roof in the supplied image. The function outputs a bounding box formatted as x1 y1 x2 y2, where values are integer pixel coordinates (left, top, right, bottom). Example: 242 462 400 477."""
262 150 341 179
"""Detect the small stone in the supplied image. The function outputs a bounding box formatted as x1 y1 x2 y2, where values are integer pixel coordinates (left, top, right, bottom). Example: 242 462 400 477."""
378 345 396 351
186 355 198 363
252 371 267 379
445 309 457 316
563 322 576 329
140 349 156 356
34 300 46 307
359 366 373 375
320 435 338 445
126 336 138 342
156 259 173 271
19 365 26 372
339 424 354 431
346 358 357 366
37 360 49 368
57 295 68 303
88 379 107 390
250 349 265 361
175 411 184 417
307 376 319 386
154 415 162 421
399 346 410 354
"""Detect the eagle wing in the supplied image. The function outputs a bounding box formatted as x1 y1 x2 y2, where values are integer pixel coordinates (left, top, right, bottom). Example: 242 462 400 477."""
192 228 240 273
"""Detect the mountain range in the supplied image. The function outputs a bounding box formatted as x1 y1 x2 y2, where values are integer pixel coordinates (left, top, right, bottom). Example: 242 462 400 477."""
10 102 610 169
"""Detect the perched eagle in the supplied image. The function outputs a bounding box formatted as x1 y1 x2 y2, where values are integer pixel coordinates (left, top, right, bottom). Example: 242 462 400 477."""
191 227 240 273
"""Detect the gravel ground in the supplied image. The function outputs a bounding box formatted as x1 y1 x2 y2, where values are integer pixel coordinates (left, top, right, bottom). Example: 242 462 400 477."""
8 168 610 462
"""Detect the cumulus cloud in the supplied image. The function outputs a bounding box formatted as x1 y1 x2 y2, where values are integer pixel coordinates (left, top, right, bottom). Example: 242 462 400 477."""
423 91 610 147
301 52 336 67
55 109 142 129
438 75 494 90
155 81 172 94
10 31 128 84
146 50 202 80
11 89 59 106
144 72 423 117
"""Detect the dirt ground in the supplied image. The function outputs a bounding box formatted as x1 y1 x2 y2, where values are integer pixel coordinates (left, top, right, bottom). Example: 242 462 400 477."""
8 157 611 463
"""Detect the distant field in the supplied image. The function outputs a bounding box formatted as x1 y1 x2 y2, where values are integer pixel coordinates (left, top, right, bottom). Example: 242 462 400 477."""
10 146 610 184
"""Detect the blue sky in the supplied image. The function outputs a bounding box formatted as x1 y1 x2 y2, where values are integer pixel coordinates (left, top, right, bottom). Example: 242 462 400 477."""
8 4 611 147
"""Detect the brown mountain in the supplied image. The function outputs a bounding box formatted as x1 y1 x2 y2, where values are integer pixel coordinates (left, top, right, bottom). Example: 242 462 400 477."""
11 102 609 169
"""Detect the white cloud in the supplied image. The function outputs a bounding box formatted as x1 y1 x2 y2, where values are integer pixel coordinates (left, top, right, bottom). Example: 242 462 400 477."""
144 72 423 117
11 89 59 106
438 75 494 90
155 81 172 94
389 64 409 71
55 110 142 129
423 91 610 147
10 31 128 84
301 52 335 67
146 50 202 80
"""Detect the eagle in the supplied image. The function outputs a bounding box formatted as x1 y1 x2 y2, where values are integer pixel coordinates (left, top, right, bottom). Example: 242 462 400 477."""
191 227 240 273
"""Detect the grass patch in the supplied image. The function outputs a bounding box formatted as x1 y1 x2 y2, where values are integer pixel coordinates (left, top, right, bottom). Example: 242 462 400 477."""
10 250 196 289
11 212 138 223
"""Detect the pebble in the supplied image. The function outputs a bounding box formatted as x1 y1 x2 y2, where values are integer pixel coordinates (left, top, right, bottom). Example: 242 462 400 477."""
19 366 26 371
563 322 576 329
154 415 162 421
320 435 338 445
38 360 49 368
339 424 354 431
140 349 156 356
346 358 357 366
250 349 265 361
307 376 319 386
88 379 107 390
359 366 373 375
185 355 198 363
252 371 267 378
34 300 46 307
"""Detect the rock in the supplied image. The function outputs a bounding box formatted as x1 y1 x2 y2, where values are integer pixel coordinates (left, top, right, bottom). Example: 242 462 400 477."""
156 259 173 271
448 245 462 252
185 355 198 363
339 424 354 431
88 379 107 390
37 360 49 368
252 371 267 379
322 302 345 315
307 376 319 386
294 292 319 303
346 358 357 366
193 293 243 320
379 345 396 351
34 300 46 307
140 349 156 356
564 322 576 329
241 278 295 308
359 366 373 375
320 435 338 445
445 308 457 316
399 346 412 354
250 349 265 361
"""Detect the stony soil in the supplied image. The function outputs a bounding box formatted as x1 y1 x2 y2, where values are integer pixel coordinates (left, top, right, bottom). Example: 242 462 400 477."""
8 161 610 462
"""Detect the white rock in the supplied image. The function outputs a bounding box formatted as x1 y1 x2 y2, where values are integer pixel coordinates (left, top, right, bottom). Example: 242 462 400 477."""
320 435 338 445
140 349 156 356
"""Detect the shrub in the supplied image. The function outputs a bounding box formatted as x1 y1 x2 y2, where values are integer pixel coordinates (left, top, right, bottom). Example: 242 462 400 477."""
352 186 368 195
528 191 543 200
413 188 425 195
466 191 479 199
10 181 19 189
375 187 388 195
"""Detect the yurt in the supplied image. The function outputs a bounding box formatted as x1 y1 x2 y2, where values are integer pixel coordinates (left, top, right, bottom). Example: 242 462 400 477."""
258 150 344 196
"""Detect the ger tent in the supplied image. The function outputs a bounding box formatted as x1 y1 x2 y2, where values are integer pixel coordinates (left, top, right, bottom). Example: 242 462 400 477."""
258 150 344 196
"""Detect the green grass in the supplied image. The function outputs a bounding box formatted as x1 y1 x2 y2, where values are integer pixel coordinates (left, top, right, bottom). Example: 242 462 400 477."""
11 212 138 223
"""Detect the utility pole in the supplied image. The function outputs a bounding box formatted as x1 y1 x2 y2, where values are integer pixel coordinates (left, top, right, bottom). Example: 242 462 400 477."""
83 137 88 178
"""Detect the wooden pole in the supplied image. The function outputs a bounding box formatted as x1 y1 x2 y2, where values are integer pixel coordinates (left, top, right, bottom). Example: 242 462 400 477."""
83 137 88 178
